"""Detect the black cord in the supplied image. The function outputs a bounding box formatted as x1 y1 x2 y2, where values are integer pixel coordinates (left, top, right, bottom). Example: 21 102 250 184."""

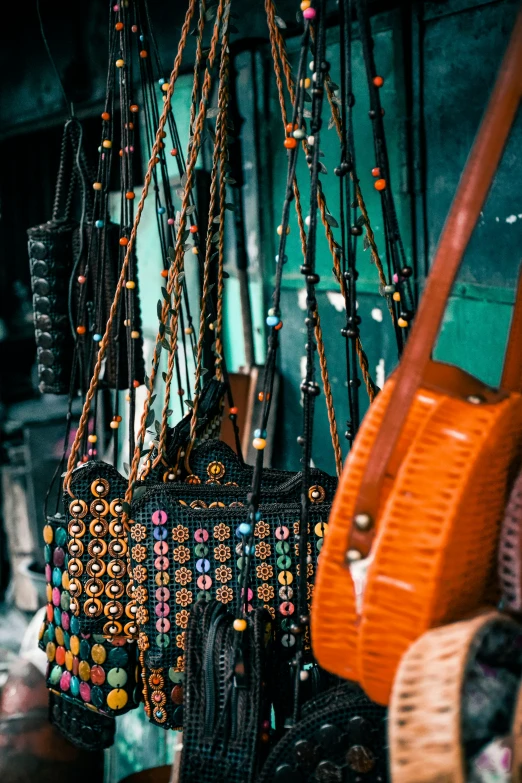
36 0 74 117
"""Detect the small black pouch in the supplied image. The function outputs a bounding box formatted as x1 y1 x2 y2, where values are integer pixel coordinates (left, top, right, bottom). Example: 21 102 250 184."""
179 600 273 783
48 691 116 751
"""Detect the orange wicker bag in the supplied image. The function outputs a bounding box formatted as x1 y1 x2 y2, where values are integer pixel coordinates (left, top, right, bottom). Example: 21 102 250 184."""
389 611 522 783
311 10 522 706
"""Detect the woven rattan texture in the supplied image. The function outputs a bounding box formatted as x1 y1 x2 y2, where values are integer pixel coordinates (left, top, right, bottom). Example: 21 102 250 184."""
179 601 271 783
131 473 334 729
257 681 388 783
48 691 116 750
313 372 522 705
499 467 522 611
28 222 76 394
389 611 521 783
39 513 138 718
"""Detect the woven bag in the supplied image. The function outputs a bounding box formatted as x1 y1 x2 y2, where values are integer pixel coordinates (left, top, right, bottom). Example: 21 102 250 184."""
389 611 522 783
312 11 522 705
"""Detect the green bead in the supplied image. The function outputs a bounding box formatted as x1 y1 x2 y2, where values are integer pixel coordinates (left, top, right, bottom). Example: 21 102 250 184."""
49 665 62 685
107 667 128 688
277 555 292 569
275 541 290 555
194 543 209 557
169 668 184 683
316 538 323 551
55 527 67 547
156 634 170 648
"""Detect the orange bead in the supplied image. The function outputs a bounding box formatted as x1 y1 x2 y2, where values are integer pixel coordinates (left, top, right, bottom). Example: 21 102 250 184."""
133 380 140 388
140 50 148 58
131 25 138 32
115 415 122 422
284 138 297 149
128 122 134 130
258 391 271 402
170 148 178 157
373 75 384 88
160 269 168 278
160 131 167 138
229 406 238 415
76 325 86 335
130 104 139 113
189 225 198 234
371 167 381 178
119 237 129 246
275 321 283 330
115 22 124 30
119 149 124 157
126 191 135 200
285 122 294 133
374 178 387 191
101 112 110 121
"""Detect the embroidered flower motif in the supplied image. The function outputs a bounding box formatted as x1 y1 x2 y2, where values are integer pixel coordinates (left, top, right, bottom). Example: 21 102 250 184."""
177 655 185 671
307 583 314 600
214 544 231 563
296 562 314 578
294 542 312 557
255 541 271 560
137 632 150 651
173 545 191 564
175 588 193 607
293 520 300 535
176 632 186 650
133 565 147 583
134 586 148 604
176 609 190 629
132 544 147 563
131 523 147 542
213 523 230 542
215 565 232 583
256 563 274 581
216 586 234 604
254 521 270 539
136 605 149 625
175 567 192 586
257 583 274 602
172 525 189 543
264 604 276 619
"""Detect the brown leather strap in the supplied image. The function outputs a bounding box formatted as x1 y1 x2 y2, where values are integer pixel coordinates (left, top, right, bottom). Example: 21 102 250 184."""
348 9 522 557
502 264 522 393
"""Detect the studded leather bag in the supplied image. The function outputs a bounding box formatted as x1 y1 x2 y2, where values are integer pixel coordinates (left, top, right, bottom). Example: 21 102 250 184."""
312 11 522 706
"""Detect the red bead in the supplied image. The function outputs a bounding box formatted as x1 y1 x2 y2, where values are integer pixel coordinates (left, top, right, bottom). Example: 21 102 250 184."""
140 50 148 58
189 225 198 234
101 111 110 121
130 104 139 113
133 380 140 389
177 389 184 396
77 275 86 284
160 269 168 278
119 237 129 246
126 191 135 200
373 76 384 88
284 138 297 149
115 22 124 30
374 178 387 191
76 325 86 335
115 415 122 422
128 122 135 130
131 25 138 32
275 320 283 330
371 167 381 178
229 406 238 415
170 148 178 157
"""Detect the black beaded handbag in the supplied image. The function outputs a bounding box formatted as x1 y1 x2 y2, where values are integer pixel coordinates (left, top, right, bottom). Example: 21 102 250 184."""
48 691 116 751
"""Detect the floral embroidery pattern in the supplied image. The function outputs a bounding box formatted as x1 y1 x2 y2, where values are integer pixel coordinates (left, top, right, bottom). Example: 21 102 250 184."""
137 632 150 651
133 565 147 583
256 563 274 581
255 541 271 560
131 523 147 542
172 525 189 543
176 609 189 629
136 605 149 625
175 567 192 586
134 586 148 604
216 586 233 604
175 588 193 607
296 562 314 578
173 545 191 564
214 544 231 563
213 523 231 542
257 583 274 602
254 521 270 539
264 604 276 619
176 632 186 650
215 565 232 583
293 520 300 535
132 544 147 563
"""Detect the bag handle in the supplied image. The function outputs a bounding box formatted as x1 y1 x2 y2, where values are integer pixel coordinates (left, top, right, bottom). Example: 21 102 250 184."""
346 9 522 560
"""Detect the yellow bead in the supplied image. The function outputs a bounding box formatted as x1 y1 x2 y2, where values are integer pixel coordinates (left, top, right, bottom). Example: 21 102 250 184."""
126 394 131 402
252 437 266 450
191 246 199 255
43 525 53 544
277 225 290 236
233 618 247 632
110 420 119 429
398 317 408 328
70 636 80 656
46 642 56 662
55 627 64 646
278 570 294 585
123 319 130 326
184 327 193 335
107 688 128 710
392 291 401 302
126 280 136 289
304 77 311 89
65 650 73 671
300 0 311 7
93 182 102 191
46 584 52 603
102 140 112 149
131 330 140 339
91 644 107 664
161 83 169 92
79 661 91 681
62 571 70 590
314 522 328 538
88 434 97 443
116 59 125 68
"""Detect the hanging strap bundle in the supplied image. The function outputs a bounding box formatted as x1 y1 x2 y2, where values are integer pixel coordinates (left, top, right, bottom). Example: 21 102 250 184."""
312 8 522 706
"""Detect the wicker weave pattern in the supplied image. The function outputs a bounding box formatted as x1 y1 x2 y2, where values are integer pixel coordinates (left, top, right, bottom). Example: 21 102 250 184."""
499 467 522 611
389 611 515 783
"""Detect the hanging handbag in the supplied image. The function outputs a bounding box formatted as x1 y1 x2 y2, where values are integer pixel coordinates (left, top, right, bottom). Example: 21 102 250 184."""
389 611 522 783
257 681 388 783
311 10 522 706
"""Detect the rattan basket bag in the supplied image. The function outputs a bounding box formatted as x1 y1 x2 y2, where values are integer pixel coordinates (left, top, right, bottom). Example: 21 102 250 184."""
311 9 522 706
